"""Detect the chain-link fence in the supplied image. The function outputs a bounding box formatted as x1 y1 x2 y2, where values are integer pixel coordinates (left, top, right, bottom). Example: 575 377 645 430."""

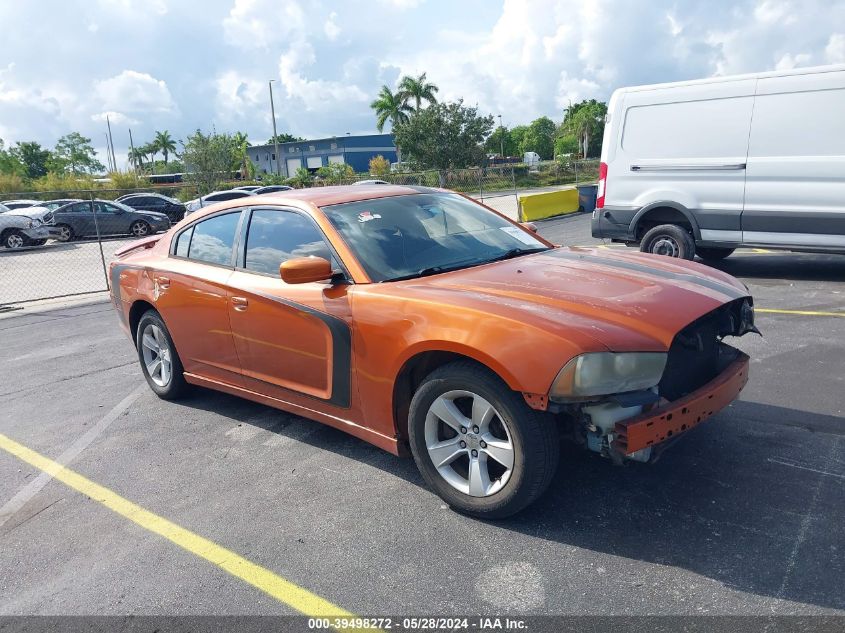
0 162 598 307
0 184 199 308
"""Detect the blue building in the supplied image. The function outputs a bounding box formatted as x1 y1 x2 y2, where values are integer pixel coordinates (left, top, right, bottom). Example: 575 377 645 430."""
249 133 397 178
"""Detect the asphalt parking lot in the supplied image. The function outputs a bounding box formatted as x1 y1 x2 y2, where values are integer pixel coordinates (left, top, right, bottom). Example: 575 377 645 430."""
1 212 843 620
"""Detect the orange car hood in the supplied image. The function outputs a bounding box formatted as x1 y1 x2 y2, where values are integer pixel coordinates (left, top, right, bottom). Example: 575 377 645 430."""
391 247 749 351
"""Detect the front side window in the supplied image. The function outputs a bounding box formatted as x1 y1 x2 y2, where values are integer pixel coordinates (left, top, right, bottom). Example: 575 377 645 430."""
321 193 548 282
243 209 335 276
185 212 240 266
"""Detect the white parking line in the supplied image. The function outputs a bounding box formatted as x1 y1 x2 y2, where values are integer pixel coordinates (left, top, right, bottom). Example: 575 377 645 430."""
0 382 146 528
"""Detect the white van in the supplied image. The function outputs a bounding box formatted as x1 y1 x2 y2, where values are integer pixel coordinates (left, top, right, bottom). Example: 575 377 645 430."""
592 64 845 260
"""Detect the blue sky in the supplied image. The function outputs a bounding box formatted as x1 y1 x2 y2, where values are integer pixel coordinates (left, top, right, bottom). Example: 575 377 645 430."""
1 0 843 167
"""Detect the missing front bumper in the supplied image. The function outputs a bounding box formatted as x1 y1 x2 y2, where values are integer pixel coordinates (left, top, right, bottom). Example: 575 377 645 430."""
612 351 750 455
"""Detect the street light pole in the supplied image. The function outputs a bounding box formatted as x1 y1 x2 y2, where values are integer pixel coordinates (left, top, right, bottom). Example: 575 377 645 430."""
268 79 282 177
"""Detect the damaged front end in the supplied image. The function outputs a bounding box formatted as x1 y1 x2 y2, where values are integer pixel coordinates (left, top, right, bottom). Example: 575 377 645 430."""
551 297 759 463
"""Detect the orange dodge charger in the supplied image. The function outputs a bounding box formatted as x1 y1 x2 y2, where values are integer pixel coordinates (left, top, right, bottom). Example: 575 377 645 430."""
110 185 758 518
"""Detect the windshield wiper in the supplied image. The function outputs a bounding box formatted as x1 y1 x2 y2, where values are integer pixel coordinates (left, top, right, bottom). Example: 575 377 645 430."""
384 260 480 282
483 246 549 264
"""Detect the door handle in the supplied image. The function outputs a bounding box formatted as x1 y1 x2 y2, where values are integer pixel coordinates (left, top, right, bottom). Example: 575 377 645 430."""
155 276 170 289
231 296 249 311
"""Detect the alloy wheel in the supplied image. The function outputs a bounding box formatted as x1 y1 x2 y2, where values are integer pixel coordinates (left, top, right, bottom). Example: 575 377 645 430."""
424 389 515 497
131 221 150 237
5 233 24 249
57 225 72 241
141 323 172 387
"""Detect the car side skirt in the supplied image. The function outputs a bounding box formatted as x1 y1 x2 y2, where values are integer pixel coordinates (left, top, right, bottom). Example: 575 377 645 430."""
183 372 400 455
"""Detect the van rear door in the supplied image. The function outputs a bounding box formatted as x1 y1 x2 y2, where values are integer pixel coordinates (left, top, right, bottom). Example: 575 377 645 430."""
743 69 845 249
610 79 755 245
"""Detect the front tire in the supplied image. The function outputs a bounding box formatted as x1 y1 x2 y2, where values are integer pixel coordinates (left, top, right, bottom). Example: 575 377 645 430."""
136 310 188 400
130 220 151 237
3 230 26 249
408 362 559 519
640 224 695 260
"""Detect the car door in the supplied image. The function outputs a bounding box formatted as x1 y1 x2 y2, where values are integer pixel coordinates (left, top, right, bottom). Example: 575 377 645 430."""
59 202 95 238
153 210 245 387
96 202 128 235
226 207 353 408
743 70 845 247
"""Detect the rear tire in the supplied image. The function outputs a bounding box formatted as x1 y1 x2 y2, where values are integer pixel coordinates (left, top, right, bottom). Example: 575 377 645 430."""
696 247 735 261
640 224 695 260
136 310 188 400
408 361 559 519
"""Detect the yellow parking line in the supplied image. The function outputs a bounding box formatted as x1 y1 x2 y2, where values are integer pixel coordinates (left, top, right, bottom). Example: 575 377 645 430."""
0 433 357 620
757 308 845 317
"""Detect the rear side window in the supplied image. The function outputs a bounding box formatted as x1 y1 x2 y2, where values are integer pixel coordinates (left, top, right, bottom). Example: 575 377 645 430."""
186 212 240 266
243 210 334 275
211 191 247 202
622 97 753 159
174 226 193 257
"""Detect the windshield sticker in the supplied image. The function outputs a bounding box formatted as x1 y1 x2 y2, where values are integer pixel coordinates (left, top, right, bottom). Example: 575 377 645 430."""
357 211 382 223
500 225 541 245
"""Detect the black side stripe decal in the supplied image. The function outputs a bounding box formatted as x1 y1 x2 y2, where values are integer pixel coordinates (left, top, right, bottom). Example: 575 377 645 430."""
246 290 352 409
551 250 747 300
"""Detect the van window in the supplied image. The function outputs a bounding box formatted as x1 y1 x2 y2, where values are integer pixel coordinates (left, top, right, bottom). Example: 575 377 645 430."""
749 89 845 157
622 97 753 159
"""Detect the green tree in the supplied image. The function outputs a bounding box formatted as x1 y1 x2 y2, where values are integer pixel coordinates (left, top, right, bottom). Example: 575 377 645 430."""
392 100 494 181
267 133 304 144
154 130 177 165
484 126 518 157
509 125 528 156
561 99 607 158
368 154 391 176
287 166 312 188
520 116 556 159
50 132 105 175
0 139 27 177
398 72 439 111
316 162 354 183
553 134 579 159
370 85 413 132
10 141 51 179
180 129 239 195
232 131 253 179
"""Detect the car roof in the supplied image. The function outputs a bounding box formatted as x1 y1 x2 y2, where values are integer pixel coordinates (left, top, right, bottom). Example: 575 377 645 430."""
253 184 441 207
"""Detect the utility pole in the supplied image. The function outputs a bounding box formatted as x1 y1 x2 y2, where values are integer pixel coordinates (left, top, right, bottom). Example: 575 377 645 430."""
497 114 504 158
268 79 282 177
104 134 114 172
106 115 117 171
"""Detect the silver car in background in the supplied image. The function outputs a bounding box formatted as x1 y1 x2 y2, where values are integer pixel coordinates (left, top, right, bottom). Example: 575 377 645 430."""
0 203 62 249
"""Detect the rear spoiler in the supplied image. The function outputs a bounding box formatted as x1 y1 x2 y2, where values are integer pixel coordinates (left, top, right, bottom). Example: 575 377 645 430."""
114 235 161 258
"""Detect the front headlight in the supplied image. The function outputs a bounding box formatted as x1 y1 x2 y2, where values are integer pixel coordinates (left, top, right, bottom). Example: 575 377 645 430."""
550 352 667 400
27 219 42 229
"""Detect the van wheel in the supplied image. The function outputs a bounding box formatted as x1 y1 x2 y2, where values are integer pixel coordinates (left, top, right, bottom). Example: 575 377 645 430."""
640 224 695 260
407 361 559 519
696 247 735 261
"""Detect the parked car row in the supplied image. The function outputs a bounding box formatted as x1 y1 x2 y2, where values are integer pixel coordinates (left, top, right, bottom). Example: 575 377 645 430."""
183 185 293 214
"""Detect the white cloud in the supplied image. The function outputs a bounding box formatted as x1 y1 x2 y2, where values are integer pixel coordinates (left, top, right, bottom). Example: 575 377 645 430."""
826 33 845 63
93 70 176 114
379 0 424 7
223 0 305 50
91 111 139 126
775 52 812 70
753 0 794 25
277 43 370 111
324 11 341 41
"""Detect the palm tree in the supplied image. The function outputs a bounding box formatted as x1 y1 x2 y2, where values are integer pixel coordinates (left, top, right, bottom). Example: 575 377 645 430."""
370 85 413 132
154 130 177 165
398 72 438 111
232 131 252 180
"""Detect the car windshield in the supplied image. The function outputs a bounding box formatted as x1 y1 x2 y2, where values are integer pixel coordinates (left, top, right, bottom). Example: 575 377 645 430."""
321 192 549 282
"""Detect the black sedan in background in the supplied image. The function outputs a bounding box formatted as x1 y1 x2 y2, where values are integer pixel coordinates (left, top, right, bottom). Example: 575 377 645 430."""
52 200 170 241
115 192 186 223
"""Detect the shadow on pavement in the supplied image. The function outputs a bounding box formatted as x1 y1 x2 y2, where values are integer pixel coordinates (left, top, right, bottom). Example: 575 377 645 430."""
177 388 845 611
707 253 845 282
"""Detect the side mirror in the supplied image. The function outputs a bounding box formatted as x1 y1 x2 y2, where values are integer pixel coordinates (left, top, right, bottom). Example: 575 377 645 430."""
520 221 538 233
280 257 334 284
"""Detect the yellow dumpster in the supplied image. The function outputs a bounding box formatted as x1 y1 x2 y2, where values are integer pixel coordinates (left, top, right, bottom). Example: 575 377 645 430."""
517 187 579 222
